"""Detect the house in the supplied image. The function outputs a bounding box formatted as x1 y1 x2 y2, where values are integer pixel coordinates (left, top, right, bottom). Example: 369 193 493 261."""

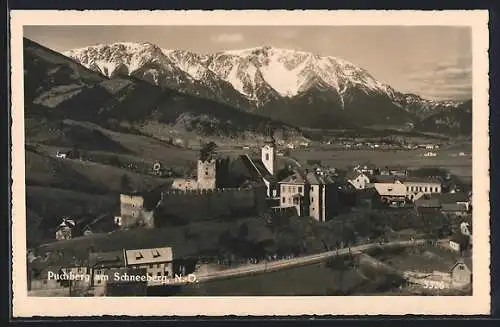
438 192 471 214
124 247 174 281
379 165 408 177
449 234 470 253
460 222 472 237
88 250 127 287
171 178 198 191
414 197 441 209
346 172 371 190
449 261 472 287
414 198 441 216
55 217 75 240
371 175 401 183
55 151 67 159
372 183 407 208
402 177 442 201
279 170 337 222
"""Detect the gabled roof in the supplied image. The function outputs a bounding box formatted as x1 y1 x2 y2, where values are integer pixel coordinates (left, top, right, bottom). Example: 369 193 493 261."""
279 170 336 185
345 171 368 180
125 247 173 265
305 172 336 185
441 203 469 212
438 192 470 204
371 175 400 183
449 261 471 273
279 171 307 184
402 176 442 184
89 251 126 268
239 155 277 184
373 183 407 197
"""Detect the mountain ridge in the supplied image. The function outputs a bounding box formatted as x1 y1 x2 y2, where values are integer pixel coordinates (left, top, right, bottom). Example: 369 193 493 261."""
24 38 304 144
63 42 471 131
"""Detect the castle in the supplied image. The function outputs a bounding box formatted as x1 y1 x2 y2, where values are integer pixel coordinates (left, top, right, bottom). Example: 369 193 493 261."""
171 128 278 197
117 128 340 229
117 134 277 229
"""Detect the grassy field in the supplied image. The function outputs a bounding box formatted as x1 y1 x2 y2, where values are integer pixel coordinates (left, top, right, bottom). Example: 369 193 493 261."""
292 147 472 181
371 246 469 273
177 262 368 296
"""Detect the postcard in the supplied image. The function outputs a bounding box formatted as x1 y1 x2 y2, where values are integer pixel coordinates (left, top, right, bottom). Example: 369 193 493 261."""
10 9 490 316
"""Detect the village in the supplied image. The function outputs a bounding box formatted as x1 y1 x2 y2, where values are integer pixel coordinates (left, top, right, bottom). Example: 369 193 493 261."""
27 129 473 296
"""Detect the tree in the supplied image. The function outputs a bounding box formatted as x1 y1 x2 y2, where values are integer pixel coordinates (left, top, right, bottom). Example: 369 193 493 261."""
199 141 218 161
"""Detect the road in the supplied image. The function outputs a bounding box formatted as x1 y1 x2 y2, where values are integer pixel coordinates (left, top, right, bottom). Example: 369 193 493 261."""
153 239 428 287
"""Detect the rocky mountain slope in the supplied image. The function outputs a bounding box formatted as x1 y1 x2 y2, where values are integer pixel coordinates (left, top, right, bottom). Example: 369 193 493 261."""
24 38 302 142
65 43 472 131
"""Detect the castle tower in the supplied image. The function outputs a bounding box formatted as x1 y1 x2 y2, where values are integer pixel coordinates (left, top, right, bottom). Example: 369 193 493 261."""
197 159 217 190
261 126 277 176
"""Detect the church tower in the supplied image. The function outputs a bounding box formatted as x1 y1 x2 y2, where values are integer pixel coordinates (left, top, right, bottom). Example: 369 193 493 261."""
261 126 277 176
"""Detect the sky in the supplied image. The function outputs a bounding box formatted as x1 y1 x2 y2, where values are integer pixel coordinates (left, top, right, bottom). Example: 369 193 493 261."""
24 25 472 100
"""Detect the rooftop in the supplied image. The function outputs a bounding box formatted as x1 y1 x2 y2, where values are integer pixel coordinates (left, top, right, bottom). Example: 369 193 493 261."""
373 183 407 197
125 247 173 265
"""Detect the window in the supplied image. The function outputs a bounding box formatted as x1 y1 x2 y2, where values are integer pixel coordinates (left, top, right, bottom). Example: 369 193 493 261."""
265 153 269 161
135 252 143 260
157 264 162 268
152 249 161 258
282 197 286 203
157 272 162 276
311 197 314 203
298 186 303 193
149 264 153 268
293 197 299 205
424 187 428 192
148 273 153 278
459 266 464 270
205 171 209 176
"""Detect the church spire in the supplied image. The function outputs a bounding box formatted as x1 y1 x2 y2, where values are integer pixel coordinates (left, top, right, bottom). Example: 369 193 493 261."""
264 124 276 145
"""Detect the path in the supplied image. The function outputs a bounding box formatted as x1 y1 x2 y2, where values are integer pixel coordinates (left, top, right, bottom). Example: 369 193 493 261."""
152 239 427 287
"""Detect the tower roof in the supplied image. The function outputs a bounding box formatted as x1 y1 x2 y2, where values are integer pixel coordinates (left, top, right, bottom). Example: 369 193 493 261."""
264 125 276 145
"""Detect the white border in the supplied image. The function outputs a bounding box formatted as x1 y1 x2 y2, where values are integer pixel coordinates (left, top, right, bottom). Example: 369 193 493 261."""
11 10 490 317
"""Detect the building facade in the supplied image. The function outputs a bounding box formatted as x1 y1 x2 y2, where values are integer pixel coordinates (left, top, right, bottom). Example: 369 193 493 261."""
450 261 472 288
372 183 407 208
347 172 371 190
403 177 442 200
279 171 337 222
124 247 174 283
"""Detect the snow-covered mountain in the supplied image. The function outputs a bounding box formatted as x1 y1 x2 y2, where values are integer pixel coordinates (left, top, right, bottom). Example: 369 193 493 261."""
64 43 470 129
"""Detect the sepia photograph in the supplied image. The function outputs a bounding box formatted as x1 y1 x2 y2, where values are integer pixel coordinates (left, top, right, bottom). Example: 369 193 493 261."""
10 10 490 316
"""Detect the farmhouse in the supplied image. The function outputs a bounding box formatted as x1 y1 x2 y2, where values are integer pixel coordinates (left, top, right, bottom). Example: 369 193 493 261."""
372 183 407 208
448 234 470 253
124 247 174 280
450 261 472 288
55 217 75 241
438 192 471 214
346 171 371 190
